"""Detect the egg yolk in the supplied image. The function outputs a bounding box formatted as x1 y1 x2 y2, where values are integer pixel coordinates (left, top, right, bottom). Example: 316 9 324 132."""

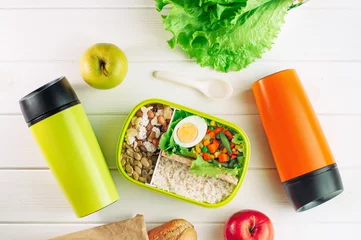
177 123 198 143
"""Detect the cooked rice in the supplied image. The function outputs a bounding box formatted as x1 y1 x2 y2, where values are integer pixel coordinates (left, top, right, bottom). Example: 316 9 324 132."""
151 157 234 204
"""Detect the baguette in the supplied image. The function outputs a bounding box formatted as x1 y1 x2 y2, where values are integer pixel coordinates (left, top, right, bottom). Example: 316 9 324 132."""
161 151 238 185
148 219 197 240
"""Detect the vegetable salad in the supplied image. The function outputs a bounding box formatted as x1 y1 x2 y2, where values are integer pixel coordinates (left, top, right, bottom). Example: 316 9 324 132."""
159 109 246 179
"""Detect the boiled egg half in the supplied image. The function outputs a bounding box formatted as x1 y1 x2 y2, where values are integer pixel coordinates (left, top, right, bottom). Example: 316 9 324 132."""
173 116 207 148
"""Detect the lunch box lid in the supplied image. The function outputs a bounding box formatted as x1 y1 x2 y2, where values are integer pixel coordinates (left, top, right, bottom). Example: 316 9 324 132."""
19 76 80 126
252 69 343 212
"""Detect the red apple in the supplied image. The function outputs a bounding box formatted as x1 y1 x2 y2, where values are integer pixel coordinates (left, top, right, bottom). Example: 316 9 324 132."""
224 210 274 240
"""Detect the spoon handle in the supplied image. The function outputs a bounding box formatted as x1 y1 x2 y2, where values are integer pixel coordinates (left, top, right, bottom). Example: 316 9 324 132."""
153 71 201 90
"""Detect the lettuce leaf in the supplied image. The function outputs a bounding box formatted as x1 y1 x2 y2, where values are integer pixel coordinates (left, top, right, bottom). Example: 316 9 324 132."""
232 133 243 144
159 118 180 155
190 155 240 177
156 0 294 72
159 110 195 155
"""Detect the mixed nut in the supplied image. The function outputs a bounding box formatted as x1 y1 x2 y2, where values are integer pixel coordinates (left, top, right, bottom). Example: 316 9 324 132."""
121 104 174 183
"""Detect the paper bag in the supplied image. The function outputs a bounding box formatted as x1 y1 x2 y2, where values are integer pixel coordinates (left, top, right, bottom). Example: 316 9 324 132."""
50 214 149 240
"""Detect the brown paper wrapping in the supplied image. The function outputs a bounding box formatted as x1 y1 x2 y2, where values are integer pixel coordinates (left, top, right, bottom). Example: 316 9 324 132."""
50 214 149 240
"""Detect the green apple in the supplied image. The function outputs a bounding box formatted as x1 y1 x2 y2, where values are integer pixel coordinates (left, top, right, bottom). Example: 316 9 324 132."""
80 43 128 90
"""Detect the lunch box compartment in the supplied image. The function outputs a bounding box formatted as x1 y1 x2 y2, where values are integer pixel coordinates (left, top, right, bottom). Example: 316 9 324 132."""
116 99 251 208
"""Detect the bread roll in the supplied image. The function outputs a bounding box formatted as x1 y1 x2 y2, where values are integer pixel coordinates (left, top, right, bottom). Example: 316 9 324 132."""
148 219 197 240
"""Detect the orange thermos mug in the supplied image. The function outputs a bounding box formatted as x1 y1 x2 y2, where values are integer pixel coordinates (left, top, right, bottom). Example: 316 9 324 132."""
252 69 343 212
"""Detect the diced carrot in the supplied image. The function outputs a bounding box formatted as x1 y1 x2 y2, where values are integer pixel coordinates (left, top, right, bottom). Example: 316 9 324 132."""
213 127 224 134
232 150 239 155
209 131 215 139
224 130 233 140
212 139 220 148
230 142 236 148
203 139 211 146
203 152 212 161
207 143 218 154
206 129 211 134
218 153 229 163
222 148 228 153
231 155 237 160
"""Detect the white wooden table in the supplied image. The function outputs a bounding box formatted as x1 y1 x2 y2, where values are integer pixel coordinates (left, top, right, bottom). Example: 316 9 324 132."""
0 0 360 239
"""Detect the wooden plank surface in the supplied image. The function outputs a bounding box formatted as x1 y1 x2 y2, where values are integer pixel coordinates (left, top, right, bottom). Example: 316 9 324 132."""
0 169 358 223
0 0 360 239
0 223 356 240
0 9 359 62
1 0 359 9
1 61 361 115
0 114 359 169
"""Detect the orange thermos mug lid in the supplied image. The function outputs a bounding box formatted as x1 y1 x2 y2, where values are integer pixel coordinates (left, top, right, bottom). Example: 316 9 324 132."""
252 69 343 212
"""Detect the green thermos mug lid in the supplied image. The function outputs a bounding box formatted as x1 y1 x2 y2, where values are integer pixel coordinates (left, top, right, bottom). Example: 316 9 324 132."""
19 76 80 126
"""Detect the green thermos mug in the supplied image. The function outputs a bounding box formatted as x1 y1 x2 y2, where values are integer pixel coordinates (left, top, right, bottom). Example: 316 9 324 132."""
19 77 119 217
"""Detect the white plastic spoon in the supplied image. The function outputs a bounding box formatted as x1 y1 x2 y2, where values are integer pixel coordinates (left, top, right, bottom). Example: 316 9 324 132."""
153 71 233 100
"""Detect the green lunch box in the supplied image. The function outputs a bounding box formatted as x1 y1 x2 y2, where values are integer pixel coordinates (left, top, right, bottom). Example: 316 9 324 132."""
116 99 251 208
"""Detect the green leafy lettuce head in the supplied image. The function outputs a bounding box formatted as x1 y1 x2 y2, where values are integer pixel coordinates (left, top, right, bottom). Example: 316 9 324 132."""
155 0 294 72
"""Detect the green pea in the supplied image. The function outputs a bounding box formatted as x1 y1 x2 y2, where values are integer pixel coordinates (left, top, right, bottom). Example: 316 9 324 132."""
202 146 209 153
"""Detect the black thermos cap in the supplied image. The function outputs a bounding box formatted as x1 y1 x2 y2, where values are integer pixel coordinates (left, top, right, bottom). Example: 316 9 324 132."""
19 76 80 126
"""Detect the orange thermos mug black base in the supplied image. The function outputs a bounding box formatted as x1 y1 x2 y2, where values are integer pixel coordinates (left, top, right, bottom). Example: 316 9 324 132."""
253 69 343 212
283 164 343 211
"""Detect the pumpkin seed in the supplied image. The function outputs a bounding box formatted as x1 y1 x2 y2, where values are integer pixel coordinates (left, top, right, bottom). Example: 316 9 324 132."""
125 165 133 174
146 175 151 183
139 177 146 183
141 169 147 178
134 166 142 175
134 152 142 161
137 161 143 168
141 157 150 168
126 149 134 158
121 158 126 166
127 172 132 177
132 172 139 181
140 145 147 152
149 169 154 175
